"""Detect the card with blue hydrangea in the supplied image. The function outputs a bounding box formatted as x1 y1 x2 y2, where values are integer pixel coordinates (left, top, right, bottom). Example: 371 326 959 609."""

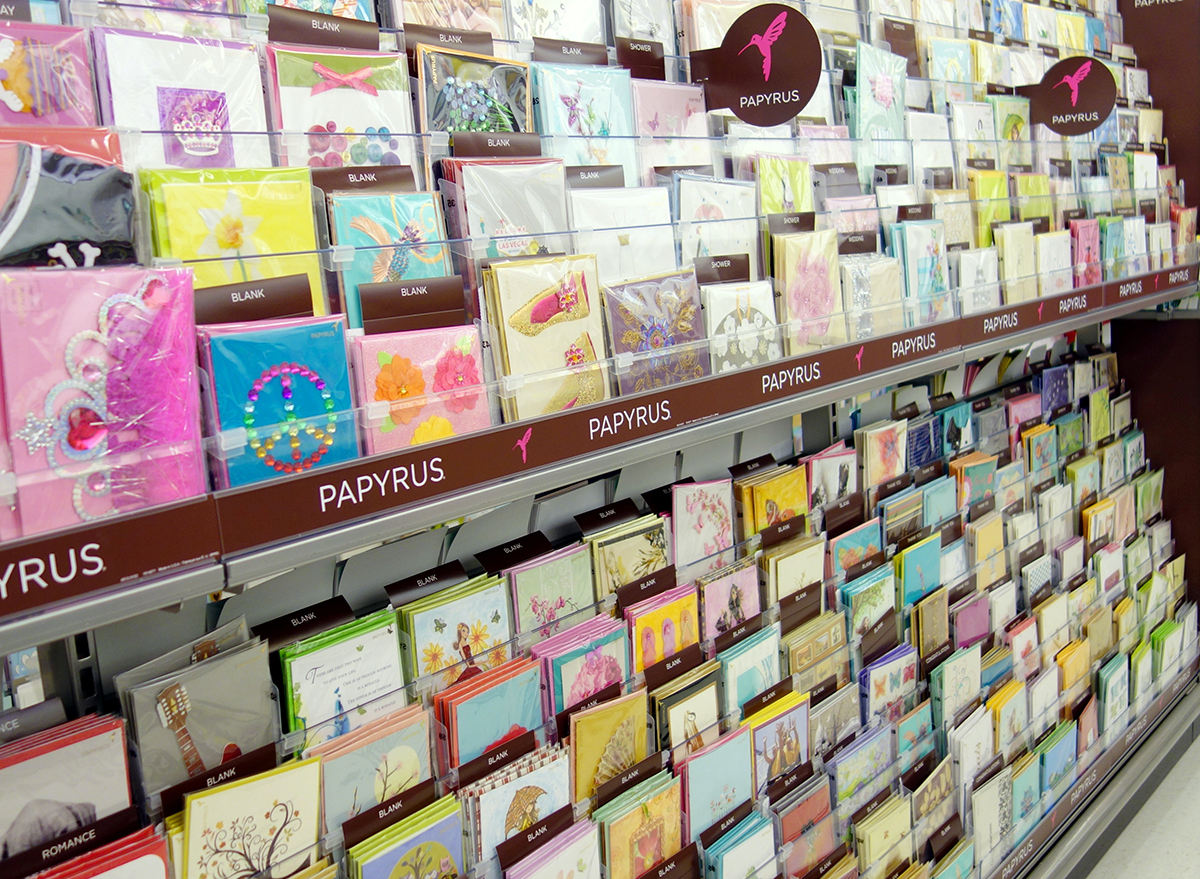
266 45 417 171
602 269 710 395
329 192 451 328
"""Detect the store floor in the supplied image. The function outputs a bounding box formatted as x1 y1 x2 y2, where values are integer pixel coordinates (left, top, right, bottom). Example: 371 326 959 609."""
1085 734 1200 878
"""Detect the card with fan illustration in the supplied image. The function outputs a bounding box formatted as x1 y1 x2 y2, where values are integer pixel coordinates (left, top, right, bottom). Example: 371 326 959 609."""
485 253 611 421
569 690 649 803
329 192 451 329
350 326 490 455
602 269 710 395
266 46 416 172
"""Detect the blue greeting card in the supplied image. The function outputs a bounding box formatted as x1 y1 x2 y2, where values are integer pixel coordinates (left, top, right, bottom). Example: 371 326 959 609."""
358 800 464 879
454 663 544 765
900 535 942 607
322 714 432 830
204 316 358 487
941 401 974 456
923 477 958 528
682 726 754 838
329 192 451 328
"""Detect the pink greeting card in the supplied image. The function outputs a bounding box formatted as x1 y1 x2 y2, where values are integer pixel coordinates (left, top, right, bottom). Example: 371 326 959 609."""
0 266 204 536
0 22 96 127
350 325 491 454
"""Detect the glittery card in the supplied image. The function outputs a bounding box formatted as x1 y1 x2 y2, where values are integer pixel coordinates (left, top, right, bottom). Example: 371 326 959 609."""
0 22 95 127
779 229 842 354
0 267 204 536
351 326 491 455
603 269 710 395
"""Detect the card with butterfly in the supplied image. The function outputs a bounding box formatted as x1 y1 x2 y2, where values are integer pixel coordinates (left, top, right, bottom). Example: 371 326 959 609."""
630 80 708 184
266 45 418 173
534 63 638 185
602 269 710 395
861 644 919 723
0 22 95 127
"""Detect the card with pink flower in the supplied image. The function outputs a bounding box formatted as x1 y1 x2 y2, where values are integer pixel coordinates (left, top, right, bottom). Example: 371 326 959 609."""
779 229 844 355
507 543 595 636
672 479 735 571
550 624 629 715
350 326 491 455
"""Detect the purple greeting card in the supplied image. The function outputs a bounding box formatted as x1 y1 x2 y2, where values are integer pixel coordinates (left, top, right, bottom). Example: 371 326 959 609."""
0 22 96 127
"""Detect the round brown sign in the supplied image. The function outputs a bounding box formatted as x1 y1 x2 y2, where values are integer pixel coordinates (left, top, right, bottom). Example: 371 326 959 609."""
1021 56 1118 137
696 3 823 128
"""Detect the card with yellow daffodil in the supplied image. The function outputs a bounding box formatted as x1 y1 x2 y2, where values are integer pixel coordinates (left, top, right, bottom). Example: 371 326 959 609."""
141 167 326 314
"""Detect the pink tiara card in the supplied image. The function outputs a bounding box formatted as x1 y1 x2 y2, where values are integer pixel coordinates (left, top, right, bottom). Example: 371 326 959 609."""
0 266 205 537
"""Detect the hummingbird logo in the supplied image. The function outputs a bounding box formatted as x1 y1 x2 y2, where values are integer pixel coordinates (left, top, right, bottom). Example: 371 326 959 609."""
854 345 865 372
1053 60 1092 107
513 427 533 464
1038 301 1045 320
737 10 788 82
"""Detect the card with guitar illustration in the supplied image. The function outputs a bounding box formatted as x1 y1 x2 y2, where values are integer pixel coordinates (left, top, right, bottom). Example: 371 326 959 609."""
127 639 273 798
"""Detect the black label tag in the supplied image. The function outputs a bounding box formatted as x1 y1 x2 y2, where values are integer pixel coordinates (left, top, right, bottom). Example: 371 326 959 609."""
877 472 914 504
253 595 355 651
928 814 964 861
404 23 493 69
730 454 777 480
920 639 954 678
805 844 848 879
564 164 627 189
342 777 438 849
532 37 608 65
556 682 622 740
312 163 416 193
643 842 699 879
475 531 554 574
654 164 716 178
809 675 838 706
914 461 945 487
267 4 379 48
968 496 996 521
196 275 314 325
645 642 704 691
767 212 818 235
495 805 574 869
837 230 878 255
0 697 66 745
694 253 752 284
969 28 994 42
699 800 753 849
595 752 667 809
713 611 765 655
457 729 536 788
765 759 814 802
576 498 641 536
161 744 277 818
779 583 822 635
616 565 677 612
642 477 694 515
615 37 667 80
966 157 997 171
453 131 542 157
0 808 139 879
0 0 31 20
850 787 893 827
741 675 795 719
760 515 806 549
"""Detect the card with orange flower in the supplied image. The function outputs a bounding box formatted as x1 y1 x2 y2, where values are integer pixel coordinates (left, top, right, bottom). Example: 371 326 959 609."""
398 575 514 686
351 327 492 455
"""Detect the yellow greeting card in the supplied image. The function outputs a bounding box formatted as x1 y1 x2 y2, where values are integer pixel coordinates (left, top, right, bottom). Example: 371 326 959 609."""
605 776 683 879
750 467 810 536
631 591 700 673
569 690 649 803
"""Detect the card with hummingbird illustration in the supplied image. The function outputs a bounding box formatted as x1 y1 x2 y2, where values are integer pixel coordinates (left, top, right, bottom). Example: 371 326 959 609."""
330 192 451 328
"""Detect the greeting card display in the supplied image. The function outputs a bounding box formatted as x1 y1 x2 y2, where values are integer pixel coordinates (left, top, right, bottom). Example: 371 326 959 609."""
0 267 204 537
92 28 270 168
200 315 358 487
266 45 417 172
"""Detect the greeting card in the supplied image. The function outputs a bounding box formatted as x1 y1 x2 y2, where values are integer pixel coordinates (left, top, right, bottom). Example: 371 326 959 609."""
507 0 604 41
486 253 610 421
0 267 204 536
400 0 505 35
840 253 905 340
569 691 649 802
756 154 815 215
418 47 530 135
92 29 270 168
0 22 95 127
201 316 358 487
534 63 637 183
679 727 754 839
350 326 490 455
398 575 514 686
267 46 416 171
331 191 451 328
698 560 761 642
603 269 710 395
672 479 735 571
675 174 759 278
779 229 842 354
701 280 782 374
628 587 699 672
630 80 708 183
569 187 676 285
143 167 324 308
